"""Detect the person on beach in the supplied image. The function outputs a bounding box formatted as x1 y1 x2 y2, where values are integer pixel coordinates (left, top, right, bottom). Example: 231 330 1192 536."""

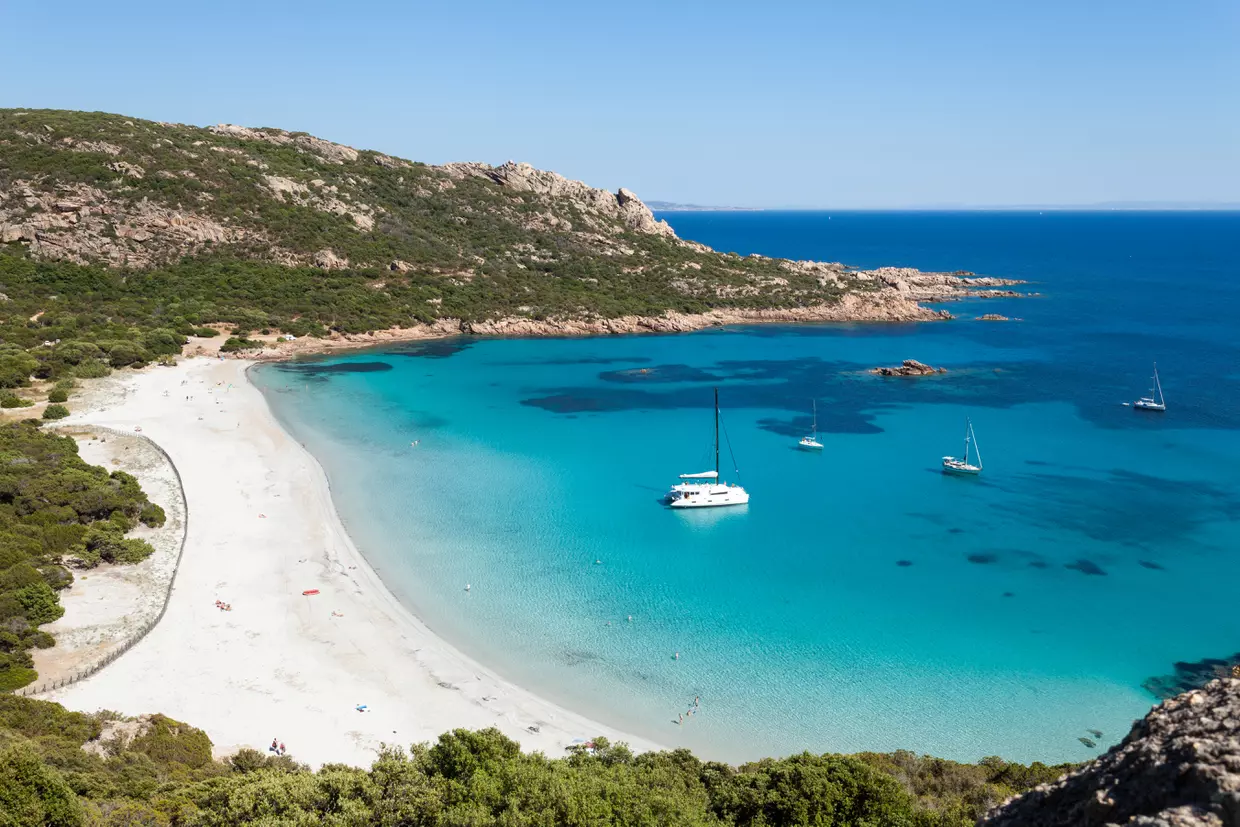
279 742 286 755
694 696 700 708
678 713 683 725
270 738 278 752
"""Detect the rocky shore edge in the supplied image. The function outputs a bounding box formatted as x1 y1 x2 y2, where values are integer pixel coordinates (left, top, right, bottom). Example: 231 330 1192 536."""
191 269 1026 362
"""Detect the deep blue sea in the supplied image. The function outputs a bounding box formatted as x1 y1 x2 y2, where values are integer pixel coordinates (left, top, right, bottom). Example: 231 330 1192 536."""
253 211 1240 764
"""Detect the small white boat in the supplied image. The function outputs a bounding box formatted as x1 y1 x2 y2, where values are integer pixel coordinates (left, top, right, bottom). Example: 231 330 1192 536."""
668 388 750 509
798 400 823 450
1133 363 1166 412
942 417 982 476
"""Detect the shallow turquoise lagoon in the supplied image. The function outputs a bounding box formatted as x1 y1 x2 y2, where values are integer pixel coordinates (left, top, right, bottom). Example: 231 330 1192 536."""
254 212 1240 763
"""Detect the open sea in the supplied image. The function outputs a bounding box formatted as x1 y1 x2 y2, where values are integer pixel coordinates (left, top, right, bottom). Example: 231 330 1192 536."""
252 211 1240 764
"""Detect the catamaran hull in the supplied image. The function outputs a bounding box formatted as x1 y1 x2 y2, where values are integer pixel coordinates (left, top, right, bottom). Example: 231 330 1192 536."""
1133 401 1166 411
669 483 750 508
670 493 750 508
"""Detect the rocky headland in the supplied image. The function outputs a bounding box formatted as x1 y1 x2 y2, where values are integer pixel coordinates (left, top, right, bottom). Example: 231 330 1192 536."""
0 108 1027 366
982 678 1240 827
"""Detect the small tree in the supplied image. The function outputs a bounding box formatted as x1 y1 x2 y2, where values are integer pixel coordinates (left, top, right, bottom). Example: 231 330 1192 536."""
42 404 70 420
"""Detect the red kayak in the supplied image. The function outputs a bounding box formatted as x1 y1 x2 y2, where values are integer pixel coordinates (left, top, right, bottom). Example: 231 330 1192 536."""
302 589 320 596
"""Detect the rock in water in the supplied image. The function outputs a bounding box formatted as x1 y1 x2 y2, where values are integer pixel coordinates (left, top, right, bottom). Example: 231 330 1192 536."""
981 677 1240 827
870 359 946 377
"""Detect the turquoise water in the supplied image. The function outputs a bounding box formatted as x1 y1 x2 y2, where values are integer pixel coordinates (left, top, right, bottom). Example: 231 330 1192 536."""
254 211 1240 764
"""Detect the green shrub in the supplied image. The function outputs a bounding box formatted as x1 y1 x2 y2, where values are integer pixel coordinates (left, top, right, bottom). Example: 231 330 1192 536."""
219 337 258 353
42 404 70 420
0 744 85 827
0 665 37 692
47 388 69 404
139 503 166 528
0 351 39 389
190 327 218 338
1 392 33 408
129 715 214 769
72 360 111 379
141 329 186 357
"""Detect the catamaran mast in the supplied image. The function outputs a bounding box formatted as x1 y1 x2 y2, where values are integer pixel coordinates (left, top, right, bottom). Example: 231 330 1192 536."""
714 387 720 478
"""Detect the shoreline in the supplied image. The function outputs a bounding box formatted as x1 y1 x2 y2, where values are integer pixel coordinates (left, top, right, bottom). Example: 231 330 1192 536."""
43 357 660 767
186 275 1025 362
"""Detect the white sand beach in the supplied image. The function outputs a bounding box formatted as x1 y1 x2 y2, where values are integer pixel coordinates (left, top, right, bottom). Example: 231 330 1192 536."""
45 357 659 767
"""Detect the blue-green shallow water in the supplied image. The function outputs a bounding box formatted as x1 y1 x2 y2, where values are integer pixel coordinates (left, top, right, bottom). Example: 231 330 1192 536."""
253 211 1240 764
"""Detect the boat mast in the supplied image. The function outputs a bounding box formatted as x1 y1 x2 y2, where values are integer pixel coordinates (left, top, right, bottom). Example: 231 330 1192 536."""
812 399 817 438
1153 363 1163 405
714 387 720 478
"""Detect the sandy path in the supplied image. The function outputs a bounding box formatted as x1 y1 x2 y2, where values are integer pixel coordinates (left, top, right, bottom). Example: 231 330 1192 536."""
46 358 659 767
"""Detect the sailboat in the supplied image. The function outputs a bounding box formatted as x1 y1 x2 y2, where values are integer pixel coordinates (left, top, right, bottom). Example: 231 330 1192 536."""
667 388 750 508
1132 363 1166 412
798 400 823 450
942 418 982 475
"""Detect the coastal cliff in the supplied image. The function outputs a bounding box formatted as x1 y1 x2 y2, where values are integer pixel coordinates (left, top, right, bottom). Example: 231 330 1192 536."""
982 678 1240 827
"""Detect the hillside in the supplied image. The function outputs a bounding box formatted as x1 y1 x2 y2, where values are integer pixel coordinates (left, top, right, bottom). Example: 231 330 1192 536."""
0 109 1019 365
0 692 1071 827
6 679 1237 825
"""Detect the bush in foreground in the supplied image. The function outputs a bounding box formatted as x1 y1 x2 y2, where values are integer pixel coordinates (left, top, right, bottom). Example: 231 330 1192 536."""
0 695 1079 827
41 403 70 420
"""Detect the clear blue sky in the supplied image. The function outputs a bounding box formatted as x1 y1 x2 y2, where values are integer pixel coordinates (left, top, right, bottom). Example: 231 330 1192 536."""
3 0 1237 208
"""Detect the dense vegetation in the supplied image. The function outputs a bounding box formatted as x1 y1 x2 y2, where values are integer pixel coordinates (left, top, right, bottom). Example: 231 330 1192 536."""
0 694 1070 826
0 422 164 690
0 108 867 393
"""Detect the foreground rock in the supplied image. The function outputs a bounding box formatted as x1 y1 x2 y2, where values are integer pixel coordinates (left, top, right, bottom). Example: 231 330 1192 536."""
870 359 946 377
982 678 1240 827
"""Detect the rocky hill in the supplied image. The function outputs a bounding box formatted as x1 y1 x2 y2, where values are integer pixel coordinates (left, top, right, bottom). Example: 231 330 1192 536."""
0 107 1028 386
982 677 1240 827
0 109 1020 341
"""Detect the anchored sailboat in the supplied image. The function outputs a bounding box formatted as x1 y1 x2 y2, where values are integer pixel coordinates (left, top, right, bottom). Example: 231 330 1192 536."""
1132 363 1166 412
798 399 823 450
667 388 750 508
942 418 982 476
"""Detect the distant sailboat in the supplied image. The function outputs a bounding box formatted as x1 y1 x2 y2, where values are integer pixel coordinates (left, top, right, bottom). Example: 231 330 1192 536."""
942 418 982 476
798 400 823 450
667 388 750 508
1132 363 1166 412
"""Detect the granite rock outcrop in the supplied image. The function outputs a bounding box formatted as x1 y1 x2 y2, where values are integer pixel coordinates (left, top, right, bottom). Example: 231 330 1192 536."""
870 359 946 376
982 678 1240 827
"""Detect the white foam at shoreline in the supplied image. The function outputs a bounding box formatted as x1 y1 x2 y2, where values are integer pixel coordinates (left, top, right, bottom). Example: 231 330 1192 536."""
44 357 659 767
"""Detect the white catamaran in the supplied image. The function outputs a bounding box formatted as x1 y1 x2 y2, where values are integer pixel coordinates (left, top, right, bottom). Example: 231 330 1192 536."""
798 400 823 450
942 417 983 476
667 388 750 508
1132 363 1166 412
